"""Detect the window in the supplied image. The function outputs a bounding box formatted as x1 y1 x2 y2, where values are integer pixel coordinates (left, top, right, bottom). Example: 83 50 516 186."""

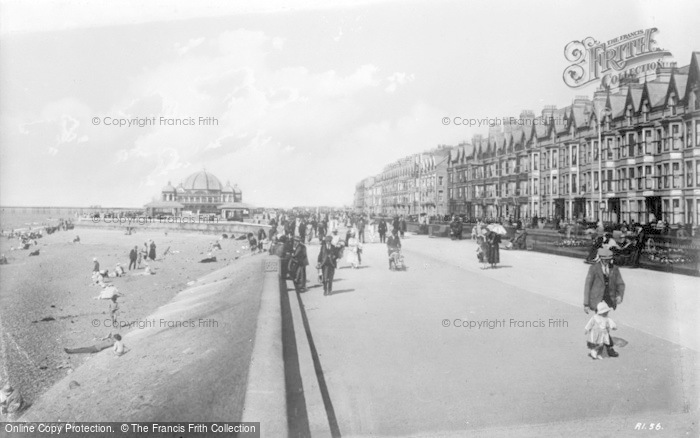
571 174 577 193
644 129 653 155
687 122 693 148
627 133 636 157
696 121 700 147
672 124 681 150
629 168 635 190
663 163 670 188
645 165 652 189
606 170 613 192
606 138 614 160
572 146 577 165
685 161 693 188
593 141 599 160
672 162 681 189
552 176 558 195
637 166 643 190
621 168 627 190
697 160 700 188
594 171 599 191
552 149 558 168
448 188 453 200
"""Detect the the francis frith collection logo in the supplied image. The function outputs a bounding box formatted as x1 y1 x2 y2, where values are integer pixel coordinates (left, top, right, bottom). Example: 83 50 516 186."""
563 28 673 89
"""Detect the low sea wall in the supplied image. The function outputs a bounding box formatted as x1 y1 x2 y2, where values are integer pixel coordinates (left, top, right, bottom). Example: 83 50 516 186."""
75 218 270 237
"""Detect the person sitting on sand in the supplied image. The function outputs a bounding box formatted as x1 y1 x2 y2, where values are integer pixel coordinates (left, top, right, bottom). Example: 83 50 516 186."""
0 254 7 265
113 334 128 356
114 263 125 277
28 249 40 256
93 257 100 273
73 235 81 243
0 382 25 418
199 253 217 263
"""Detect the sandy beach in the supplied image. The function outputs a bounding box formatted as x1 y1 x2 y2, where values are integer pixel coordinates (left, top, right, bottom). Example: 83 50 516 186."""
0 224 253 407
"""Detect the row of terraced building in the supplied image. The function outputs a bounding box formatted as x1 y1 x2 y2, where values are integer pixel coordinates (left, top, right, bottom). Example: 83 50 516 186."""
354 52 700 226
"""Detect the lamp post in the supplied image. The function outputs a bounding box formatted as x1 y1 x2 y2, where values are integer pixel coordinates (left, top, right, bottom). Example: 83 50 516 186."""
597 107 611 222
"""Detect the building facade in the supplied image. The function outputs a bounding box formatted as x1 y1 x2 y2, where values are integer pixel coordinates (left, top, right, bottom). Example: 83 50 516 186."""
443 53 700 226
355 146 452 217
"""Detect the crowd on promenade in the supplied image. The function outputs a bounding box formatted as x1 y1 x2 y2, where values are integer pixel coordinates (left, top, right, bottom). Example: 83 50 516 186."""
262 211 408 295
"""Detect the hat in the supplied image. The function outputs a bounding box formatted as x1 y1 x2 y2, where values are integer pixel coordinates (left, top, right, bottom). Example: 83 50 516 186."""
596 301 612 314
325 235 333 242
597 248 613 259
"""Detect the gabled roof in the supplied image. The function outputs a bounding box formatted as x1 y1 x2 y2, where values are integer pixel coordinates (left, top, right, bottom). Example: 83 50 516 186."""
627 86 643 113
667 73 688 105
607 93 627 119
554 107 569 134
643 82 669 109
683 52 700 102
534 117 548 139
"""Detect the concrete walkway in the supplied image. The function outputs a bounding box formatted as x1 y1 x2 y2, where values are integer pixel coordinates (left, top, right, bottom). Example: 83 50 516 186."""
291 233 699 437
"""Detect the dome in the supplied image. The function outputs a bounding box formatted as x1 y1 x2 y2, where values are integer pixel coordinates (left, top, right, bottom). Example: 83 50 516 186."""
162 181 176 192
233 184 242 194
182 170 223 191
222 181 234 193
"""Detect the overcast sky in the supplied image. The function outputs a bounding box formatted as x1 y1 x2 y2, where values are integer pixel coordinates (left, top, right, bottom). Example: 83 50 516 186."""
1 0 699 208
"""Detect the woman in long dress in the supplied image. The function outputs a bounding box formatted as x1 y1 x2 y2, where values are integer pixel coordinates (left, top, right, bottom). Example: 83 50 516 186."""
486 230 501 268
346 231 361 269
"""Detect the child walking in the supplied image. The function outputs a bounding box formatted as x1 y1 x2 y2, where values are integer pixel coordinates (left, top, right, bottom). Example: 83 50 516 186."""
585 301 617 359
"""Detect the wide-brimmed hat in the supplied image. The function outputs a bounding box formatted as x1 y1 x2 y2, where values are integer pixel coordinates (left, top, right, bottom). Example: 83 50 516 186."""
597 248 613 259
596 301 612 314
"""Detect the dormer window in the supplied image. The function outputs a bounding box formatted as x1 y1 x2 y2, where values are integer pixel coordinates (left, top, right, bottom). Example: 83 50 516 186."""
669 94 677 116
642 101 649 122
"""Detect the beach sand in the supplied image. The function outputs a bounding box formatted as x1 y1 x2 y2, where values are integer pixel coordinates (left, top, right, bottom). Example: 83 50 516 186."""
0 226 252 407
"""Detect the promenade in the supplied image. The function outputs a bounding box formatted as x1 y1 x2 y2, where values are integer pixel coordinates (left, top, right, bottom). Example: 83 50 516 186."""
287 233 699 437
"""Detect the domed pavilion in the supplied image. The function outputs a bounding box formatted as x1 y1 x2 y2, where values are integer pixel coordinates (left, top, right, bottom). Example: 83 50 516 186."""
145 169 243 216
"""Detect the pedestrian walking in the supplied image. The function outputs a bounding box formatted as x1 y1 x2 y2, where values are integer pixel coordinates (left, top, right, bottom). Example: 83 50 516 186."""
387 229 401 270
148 240 156 261
485 230 501 268
584 301 617 360
317 235 338 296
290 236 308 291
583 248 624 357
378 219 387 243
346 231 361 269
357 217 366 244
128 246 138 270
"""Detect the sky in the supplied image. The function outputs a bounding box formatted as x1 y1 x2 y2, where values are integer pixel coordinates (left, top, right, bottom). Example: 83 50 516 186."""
1 0 699 208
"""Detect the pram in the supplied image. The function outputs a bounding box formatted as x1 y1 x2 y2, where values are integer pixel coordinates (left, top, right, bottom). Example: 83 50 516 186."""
389 249 405 271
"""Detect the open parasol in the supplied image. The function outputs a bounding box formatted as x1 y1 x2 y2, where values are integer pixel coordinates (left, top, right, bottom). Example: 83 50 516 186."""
486 223 507 235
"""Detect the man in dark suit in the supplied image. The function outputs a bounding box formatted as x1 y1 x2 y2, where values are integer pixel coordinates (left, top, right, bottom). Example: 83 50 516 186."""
357 217 366 243
290 237 308 292
378 219 387 243
583 248 625 357
128 246 138 270
317 235 338 296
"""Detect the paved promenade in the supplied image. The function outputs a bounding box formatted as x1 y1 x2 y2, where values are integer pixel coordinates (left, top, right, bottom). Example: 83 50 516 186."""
288 233 699 437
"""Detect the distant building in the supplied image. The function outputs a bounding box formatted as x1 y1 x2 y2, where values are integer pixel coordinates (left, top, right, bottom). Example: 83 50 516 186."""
355 145 452 217
145 169 242 216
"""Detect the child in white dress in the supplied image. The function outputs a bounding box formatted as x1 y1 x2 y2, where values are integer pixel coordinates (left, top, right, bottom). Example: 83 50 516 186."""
585 301 617 359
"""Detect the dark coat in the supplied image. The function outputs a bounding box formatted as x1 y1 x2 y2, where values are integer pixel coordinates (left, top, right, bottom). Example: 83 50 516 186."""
584 263 625 310
293 243 309 266
486 232 500 264
317 243 338 268
129 249 138 261
378 220 387 233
